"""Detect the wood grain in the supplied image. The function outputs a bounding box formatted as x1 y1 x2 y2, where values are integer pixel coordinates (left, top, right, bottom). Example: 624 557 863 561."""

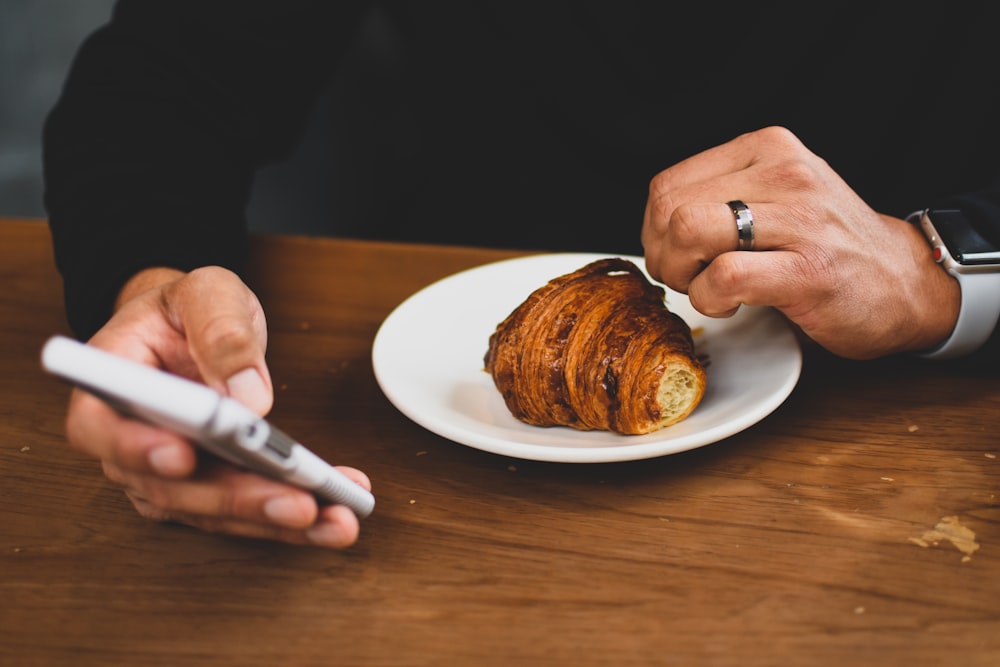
1 219 998 666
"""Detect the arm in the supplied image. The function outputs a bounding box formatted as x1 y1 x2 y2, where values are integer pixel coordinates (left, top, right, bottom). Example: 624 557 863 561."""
42 0 374 547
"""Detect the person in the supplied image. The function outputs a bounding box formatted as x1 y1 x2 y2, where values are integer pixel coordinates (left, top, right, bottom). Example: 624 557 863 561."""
42 1 1000 549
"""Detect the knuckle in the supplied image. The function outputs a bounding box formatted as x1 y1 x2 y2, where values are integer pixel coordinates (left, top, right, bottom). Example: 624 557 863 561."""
709 254 752 293
101 459 126 485
136 483 174 515
648 169 674 197
124 487 174 522
649 196 676 234
646 185 682 233
765 158 817 193
668 205 707 248
757 125 798 147
187 264 235 285
133 502 172 523
199 465 251 520
213 490 245 522
198 316 257 356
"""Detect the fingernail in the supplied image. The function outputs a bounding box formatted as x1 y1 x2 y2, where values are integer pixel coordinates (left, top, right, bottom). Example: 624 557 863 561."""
306 522 350 547
264 496 310 527
149 445 188 476
226 367 270 414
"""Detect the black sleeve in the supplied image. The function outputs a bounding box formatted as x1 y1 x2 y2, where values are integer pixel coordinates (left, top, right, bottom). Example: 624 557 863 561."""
43 0 369 339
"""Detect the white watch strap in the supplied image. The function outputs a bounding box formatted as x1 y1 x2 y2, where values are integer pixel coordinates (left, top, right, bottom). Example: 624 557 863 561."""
919 270 1000 359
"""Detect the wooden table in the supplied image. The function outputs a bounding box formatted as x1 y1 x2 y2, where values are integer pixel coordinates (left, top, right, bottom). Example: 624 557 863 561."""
1 218 998 666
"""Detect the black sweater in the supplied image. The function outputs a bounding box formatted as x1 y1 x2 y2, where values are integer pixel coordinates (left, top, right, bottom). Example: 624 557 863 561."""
44 0 1000 348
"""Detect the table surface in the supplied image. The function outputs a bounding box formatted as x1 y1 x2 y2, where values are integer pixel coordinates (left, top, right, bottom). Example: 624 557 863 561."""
1 218 998 666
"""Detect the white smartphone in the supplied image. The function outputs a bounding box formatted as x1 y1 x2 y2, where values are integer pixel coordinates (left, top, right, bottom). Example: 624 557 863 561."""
40 335 374 518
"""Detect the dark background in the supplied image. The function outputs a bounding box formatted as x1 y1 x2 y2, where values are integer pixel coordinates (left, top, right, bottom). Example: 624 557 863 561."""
0 0 347 236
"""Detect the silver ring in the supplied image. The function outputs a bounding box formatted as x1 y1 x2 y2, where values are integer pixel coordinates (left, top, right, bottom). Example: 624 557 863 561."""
727 200 755 251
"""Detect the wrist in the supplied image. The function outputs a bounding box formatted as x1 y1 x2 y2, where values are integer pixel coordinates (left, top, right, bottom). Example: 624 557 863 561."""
909 208 1000 359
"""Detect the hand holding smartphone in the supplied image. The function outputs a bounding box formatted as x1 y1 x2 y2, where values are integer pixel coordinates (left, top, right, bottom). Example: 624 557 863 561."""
40 335 374 518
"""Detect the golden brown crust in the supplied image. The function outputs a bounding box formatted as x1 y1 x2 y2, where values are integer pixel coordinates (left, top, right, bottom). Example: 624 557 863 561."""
484 258 706 435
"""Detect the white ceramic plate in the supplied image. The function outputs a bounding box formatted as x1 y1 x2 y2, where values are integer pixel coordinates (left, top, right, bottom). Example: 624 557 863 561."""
372 253 801 463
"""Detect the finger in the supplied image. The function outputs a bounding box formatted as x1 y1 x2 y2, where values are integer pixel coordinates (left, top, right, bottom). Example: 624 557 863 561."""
645 127 787 235
118 463 364 548
117 461 319 525
66 389 198 478
336 466 373 492
113 459 371 527
644 203 738 291
643 127 811 262
86 269 270 412
649 199 788 293
163 267 273 414
648 129 761 196
128 492 361 549
685 249 818 318
303 505 363 548
644 178 764 287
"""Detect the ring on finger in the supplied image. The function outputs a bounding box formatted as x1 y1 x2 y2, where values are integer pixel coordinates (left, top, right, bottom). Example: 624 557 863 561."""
726 200 755 251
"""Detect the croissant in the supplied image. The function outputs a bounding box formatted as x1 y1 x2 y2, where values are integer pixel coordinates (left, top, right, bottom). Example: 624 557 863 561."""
484 257 706 435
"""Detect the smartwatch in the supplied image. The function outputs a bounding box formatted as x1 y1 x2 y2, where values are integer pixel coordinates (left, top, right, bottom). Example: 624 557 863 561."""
910 208 1000 359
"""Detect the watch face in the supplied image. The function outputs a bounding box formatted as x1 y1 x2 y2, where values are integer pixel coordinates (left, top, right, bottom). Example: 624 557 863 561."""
930 209 1000 265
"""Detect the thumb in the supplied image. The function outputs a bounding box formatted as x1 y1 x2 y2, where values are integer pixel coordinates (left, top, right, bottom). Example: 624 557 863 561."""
224 366 273 416
165 266 274 415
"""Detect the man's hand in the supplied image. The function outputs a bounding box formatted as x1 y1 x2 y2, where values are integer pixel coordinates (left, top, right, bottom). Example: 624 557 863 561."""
642 126 960 360
64 266 370 548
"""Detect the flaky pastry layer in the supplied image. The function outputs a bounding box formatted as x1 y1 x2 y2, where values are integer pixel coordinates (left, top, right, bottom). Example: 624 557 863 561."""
484 258 706 435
